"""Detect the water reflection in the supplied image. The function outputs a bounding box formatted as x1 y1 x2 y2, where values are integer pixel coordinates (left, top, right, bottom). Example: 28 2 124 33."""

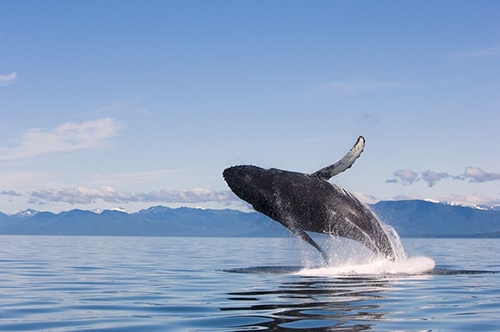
221 271 394 331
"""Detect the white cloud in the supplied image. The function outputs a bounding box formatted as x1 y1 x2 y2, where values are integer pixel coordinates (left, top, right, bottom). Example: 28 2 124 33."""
421 170 450 187
29 186 238 205
30 186 137 205
0 118 122 160
388 169 419 185
323 78 402 96
138 188 237 204
460 167 500 183
0 72 17 86
387 167 500 186
25 185 500 210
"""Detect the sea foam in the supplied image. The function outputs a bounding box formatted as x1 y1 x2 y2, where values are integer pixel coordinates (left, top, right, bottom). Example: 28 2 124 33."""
296 256 436 276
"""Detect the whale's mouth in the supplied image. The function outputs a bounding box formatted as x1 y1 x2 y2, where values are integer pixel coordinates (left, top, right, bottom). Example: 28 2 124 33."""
223 165 266 201
223 166 245 184
222 166 244 196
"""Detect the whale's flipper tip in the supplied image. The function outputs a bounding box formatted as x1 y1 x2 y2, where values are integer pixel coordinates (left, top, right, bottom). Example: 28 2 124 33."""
292 228 330 264
311 135 365 180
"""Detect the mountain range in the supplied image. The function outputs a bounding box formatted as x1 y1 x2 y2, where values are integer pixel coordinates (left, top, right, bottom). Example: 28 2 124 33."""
1 200 499 238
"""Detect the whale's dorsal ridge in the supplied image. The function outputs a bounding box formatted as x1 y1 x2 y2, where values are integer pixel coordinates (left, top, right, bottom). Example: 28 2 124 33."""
311 136 365 180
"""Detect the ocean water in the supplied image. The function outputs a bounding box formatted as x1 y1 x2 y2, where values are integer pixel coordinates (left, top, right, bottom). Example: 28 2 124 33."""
0 235 499 331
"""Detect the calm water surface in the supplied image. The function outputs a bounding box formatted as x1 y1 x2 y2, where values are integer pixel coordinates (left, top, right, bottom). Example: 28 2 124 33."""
0 235 499 331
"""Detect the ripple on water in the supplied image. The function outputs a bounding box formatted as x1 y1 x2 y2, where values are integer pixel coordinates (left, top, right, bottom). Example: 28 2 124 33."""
0 236 499 331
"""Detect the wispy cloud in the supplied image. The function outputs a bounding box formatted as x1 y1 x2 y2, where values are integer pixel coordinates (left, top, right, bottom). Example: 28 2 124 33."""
0 171 58 190
387 167 500 186
82 100 152 119
352 191 500 208
323 78 402 96
29 186 238 205
0 118 122 161
452 45 500 59
0 190 22 197
392 194 424 201
437 193 500 207
89 169 182 186
351 191 378 204
391 193 500 207
0 72 18 86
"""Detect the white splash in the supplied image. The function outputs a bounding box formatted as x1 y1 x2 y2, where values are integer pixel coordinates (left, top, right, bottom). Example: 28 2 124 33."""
383 223 407 261
296 256 435 276
294 219 435 276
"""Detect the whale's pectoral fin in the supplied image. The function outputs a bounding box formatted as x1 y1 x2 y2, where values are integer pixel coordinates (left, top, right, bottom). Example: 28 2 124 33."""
311 136 365 180
292 229 330 263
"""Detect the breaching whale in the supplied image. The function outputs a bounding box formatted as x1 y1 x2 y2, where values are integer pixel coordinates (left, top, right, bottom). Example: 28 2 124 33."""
223 136 396 262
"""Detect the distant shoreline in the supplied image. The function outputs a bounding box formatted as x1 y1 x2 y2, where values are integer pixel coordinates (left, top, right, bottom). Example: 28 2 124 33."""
1 200 500 238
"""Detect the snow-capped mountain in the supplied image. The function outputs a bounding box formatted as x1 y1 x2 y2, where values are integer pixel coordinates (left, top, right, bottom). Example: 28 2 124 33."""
92 207 131 214
1 200 499 237
13 209 40 218
109 207 131 214
440 201 500 211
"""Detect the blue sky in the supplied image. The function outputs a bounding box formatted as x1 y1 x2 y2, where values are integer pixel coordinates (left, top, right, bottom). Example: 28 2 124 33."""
1 1 499 214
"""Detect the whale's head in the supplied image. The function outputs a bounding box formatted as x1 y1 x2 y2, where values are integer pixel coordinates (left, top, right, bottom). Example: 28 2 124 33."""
223 165 272 209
